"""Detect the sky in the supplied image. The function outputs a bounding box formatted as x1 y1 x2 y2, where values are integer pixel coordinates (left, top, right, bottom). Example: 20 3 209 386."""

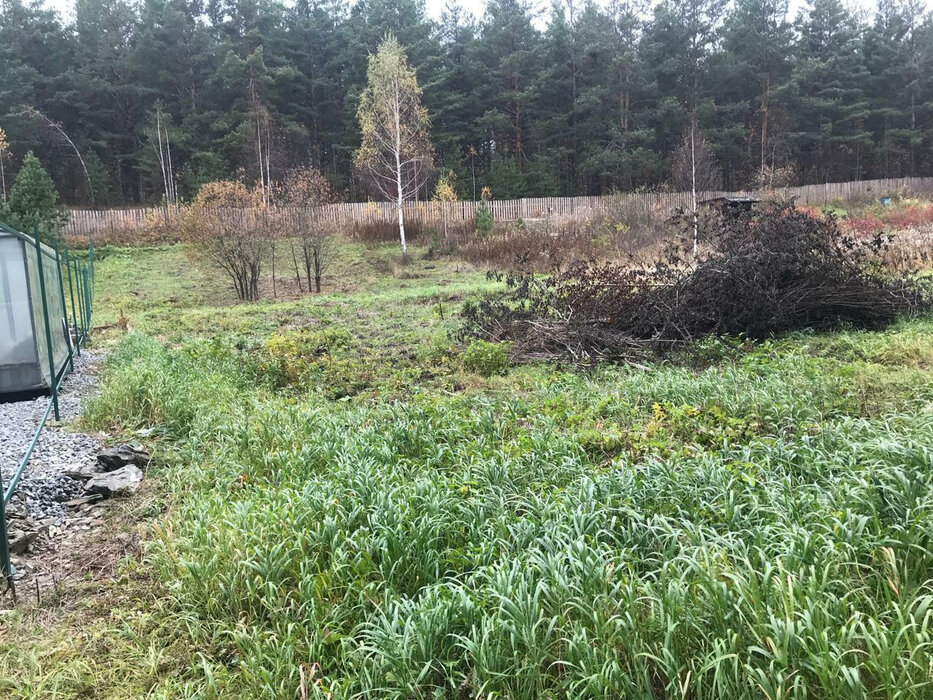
37 0 922 27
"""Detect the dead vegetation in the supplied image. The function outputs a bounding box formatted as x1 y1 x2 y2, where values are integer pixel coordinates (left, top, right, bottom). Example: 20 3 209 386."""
461 203 931 363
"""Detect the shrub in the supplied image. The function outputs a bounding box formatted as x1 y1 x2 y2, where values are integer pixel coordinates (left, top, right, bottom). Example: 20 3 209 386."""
462 339 511 376
457 200 666 272
462 203 930 362
882 203 933 230
280 211 336 293
181 181 270 301
844 213 884 237
260 328 353 385
272 165 337 207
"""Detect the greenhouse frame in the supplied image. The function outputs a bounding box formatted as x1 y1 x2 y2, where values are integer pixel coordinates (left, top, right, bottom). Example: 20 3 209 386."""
0 222 93 578
0 224 74 398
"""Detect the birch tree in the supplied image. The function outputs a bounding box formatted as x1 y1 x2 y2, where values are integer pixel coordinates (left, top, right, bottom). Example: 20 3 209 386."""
355 35 433 260
249 76 274 208
151 104 177 205
0 128 8 200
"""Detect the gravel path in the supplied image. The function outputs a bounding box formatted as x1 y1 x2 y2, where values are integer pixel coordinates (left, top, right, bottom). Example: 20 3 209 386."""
0 352 106 523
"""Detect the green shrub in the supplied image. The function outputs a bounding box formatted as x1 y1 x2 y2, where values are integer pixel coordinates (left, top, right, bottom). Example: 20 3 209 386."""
462 339 511 376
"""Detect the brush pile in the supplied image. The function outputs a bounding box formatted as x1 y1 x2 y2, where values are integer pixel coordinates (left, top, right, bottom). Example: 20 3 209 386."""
461 203 930 362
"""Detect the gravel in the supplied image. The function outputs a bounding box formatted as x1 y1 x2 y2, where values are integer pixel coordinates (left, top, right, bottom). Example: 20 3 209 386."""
0 352 106 522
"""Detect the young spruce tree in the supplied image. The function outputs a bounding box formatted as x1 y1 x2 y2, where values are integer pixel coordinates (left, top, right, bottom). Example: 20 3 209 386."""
2 151 68 243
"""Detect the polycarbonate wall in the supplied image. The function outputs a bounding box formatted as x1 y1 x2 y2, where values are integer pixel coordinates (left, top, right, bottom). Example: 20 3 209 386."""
23 236 70 389
0 232 43 393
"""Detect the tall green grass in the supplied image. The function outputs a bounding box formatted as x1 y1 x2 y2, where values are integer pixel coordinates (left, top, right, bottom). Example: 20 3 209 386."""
84 332 933 698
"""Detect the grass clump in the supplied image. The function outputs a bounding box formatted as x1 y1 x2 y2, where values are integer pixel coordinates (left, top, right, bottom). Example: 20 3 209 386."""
461 338 511 377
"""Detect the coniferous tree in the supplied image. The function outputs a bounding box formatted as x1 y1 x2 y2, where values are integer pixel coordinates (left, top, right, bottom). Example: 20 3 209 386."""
0 0 930 202
1 151 68 241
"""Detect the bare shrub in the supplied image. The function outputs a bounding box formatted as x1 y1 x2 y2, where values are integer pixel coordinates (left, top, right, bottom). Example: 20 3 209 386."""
182 181 271 302
282 210 335 293
272 165 340 293
461 203 930 363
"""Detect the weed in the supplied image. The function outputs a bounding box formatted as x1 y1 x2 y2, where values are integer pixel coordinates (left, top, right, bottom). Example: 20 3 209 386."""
462 339 511 376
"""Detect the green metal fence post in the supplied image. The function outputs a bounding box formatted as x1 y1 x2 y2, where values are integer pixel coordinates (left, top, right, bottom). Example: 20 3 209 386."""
0 476 11 579
89 239 94 301
33 227 60 422
83 266 91 334
75 260 87 340
65 248 80 357
54 241 74 373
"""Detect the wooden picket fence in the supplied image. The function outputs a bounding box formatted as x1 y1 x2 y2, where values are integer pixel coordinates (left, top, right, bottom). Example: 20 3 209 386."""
63 176 933 238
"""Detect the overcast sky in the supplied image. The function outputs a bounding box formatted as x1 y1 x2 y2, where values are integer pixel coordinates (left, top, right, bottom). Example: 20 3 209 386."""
38 0 924 28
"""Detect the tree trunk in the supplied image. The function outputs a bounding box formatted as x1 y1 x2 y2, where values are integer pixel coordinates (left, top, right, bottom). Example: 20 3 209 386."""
271 241 277 298
760 79 770 173
690 114 698 259
394 81 407 260
291 242 303 293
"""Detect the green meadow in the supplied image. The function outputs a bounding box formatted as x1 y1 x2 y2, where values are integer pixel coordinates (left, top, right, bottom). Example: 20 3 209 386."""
3 242 933 699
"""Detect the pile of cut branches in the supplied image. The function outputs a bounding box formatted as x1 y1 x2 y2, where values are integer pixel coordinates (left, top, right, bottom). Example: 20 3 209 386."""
461 203 930 363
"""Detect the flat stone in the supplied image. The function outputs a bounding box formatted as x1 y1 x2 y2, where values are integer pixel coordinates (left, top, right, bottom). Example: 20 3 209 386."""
62 463 102 480
63 494 103 507
83 465 144 497
8 526 45 554
97 444 151 471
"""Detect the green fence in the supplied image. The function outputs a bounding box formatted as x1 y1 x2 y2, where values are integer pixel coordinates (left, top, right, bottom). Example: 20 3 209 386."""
0 225 94 580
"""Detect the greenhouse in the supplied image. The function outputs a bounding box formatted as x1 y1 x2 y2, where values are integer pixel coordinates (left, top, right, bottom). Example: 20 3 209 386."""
0 224 71 399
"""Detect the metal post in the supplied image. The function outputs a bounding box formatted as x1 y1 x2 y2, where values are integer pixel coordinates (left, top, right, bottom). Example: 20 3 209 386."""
54 241 73 373
73 257 85 345
0 478 11 579
33 228 60 422
65 248 80 356
83 266 91 333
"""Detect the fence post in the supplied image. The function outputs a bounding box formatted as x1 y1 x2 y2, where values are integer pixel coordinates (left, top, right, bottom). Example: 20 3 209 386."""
34 228 61 422
0 472 10 579
54 240 74 374
65 248 80 357
74 256 86 344
83 266 91 332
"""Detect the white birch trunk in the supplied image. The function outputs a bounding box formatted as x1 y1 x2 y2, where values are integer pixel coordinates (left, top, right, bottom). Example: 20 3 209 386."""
691 115 698 259
394 79 407 258
156 111 171 206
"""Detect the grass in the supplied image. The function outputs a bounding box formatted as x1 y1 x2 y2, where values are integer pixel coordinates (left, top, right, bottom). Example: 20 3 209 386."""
4 240 933 698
